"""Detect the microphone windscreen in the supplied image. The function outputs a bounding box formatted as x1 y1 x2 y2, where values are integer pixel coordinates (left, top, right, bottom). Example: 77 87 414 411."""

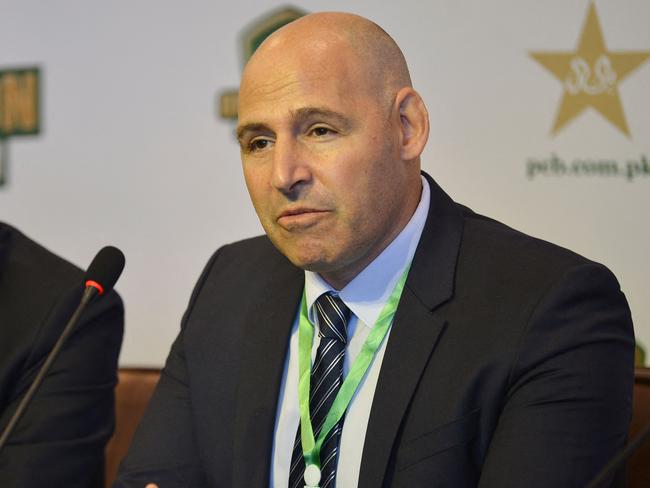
84 246 125 294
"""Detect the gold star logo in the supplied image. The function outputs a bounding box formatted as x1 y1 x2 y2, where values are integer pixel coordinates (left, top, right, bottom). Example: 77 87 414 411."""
530 2 650 137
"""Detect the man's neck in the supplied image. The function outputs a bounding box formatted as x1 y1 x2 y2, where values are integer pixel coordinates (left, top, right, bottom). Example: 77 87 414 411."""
318 176 427 292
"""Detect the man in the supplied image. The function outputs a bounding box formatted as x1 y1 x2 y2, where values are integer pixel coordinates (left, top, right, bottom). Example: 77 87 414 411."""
115 12 634 488
0 222 124 487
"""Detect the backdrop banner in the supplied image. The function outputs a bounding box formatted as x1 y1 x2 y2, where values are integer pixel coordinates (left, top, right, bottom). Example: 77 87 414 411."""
1 0 647 366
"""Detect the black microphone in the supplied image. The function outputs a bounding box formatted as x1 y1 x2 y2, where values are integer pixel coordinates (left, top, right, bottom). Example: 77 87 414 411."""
84 245 125 297
0 246 125 453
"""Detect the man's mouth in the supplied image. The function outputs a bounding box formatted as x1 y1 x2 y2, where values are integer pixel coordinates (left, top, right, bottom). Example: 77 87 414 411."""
277 207 330 228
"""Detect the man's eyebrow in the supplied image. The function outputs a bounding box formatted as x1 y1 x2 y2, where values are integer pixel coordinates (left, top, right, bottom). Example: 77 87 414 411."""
236 107 352 142
236 123 269 143
292 107 352 128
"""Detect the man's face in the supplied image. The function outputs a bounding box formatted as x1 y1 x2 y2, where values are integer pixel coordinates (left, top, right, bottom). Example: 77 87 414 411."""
237 42 415 287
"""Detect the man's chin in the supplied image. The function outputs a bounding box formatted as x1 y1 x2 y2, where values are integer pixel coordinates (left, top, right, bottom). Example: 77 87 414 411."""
267 234 329 269
286 254 329 272
270 240 354 289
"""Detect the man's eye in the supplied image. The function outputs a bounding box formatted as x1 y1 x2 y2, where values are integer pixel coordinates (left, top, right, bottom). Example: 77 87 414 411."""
311 126 334 137
249 139 271 151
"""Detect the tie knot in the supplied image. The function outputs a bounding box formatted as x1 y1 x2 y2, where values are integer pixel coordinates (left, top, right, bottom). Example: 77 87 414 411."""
314 293 350 344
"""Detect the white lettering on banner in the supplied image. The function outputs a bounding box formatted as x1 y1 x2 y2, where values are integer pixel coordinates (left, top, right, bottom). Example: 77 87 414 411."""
565 55 617 95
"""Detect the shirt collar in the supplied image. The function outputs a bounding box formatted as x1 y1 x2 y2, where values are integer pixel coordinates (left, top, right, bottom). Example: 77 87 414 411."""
305 175 431 329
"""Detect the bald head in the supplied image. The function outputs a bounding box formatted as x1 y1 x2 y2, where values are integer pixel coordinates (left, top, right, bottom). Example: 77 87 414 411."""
236 12 429 288
236 13 430 287
241 12 412 111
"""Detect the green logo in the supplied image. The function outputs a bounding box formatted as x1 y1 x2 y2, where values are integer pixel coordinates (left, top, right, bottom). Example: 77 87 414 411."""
0 67 41 186
218 6 306 120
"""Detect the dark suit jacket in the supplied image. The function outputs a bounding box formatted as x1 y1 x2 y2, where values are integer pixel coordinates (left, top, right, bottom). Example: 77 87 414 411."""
115 175 634 487
0 223 124 487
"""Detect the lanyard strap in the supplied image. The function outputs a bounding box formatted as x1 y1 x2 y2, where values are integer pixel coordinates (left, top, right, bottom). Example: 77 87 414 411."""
297 266 410 468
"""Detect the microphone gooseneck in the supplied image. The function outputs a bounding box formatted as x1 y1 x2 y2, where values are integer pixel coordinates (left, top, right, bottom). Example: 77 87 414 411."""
0 246 125 454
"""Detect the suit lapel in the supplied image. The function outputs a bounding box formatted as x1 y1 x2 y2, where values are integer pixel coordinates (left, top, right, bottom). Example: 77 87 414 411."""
358 174 464 487
230 257 303 487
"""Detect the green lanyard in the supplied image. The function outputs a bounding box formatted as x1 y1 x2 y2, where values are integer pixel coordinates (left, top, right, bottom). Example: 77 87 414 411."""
297 266 410 473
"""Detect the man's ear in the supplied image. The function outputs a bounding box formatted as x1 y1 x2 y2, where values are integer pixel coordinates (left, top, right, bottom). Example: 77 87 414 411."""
395 87 429 161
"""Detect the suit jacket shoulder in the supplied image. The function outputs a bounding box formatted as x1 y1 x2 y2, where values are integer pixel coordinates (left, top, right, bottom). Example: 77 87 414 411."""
362 179 634 487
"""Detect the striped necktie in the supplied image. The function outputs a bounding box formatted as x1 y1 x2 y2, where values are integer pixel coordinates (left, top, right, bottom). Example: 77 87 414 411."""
289 292 351 488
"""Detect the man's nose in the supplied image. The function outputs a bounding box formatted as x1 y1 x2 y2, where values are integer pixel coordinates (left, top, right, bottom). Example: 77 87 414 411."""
270 138 311 196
